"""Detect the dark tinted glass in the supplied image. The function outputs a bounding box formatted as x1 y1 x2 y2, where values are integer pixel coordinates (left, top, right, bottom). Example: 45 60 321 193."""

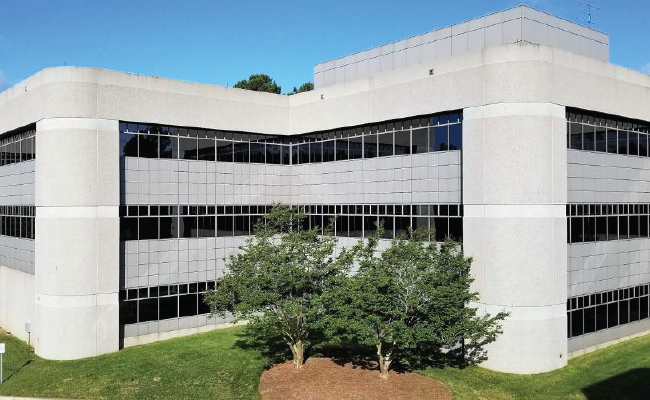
250 143 265 163
628 132 639 156
394 130 410 156
139 135 158 158
120 218 137 240
233 142 249 163
595 126 606 152
582 125 595 151
119 301 137 325
198 139 215 161
433 125 448 151
198 216 215 237
336 139 349 160
411 128 427 154
298 143 310 164
160 136 177 158
216 141 233 162
640 134 649 157
606 129 617 153
179 137 198 160
433 217 448 241
217 215 233 237
159 296 178 320
180 216 197 238
120 133 138 157
570 123 582 150
266 144 281 164
138 298 158 323
364 134 377 158
349 136 363 159
378 132 393 157
618 131 628 154
448 123 462 150
179 294 198 317
322 141 335 162
139 217 159 240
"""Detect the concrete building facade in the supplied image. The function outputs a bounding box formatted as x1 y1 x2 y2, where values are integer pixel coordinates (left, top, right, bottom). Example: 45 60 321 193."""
1 6 649 374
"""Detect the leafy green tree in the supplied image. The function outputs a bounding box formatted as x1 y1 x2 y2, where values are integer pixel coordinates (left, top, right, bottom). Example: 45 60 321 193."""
291 82 314 94
233 74 281 94
317 229 507 379
204 204 352 368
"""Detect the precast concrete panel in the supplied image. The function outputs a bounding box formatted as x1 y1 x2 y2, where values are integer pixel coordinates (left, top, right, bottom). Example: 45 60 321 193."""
34 117 120 360
462 103 568 373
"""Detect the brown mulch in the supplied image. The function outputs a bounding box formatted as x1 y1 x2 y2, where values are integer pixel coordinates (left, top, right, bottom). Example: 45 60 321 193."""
258 358 452 400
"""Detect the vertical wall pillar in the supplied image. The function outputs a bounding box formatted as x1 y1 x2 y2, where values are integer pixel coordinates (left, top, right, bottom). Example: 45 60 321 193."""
462 103 568 373
34 118 120 360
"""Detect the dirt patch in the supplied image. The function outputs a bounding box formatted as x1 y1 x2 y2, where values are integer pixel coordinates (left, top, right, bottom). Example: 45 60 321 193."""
259 358 451 400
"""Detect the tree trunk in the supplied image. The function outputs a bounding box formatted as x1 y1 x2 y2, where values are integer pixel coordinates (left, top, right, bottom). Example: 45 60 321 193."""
376 344 391 379
289 340 304 369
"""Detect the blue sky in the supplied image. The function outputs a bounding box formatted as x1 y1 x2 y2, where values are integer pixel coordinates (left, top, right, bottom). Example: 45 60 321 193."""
0 0 648 93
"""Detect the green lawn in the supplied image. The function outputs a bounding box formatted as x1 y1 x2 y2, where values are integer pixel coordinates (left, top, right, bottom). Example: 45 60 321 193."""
421 335 650 400
0 327 649 399
0 328 269 399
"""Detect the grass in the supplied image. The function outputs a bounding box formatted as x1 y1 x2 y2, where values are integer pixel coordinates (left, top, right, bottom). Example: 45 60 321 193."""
420 334 650 399
0 327 269 399
0 326 649 399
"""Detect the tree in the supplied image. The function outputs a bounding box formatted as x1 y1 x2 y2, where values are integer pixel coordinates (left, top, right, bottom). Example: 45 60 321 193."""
317 229 507 379
291 82 314 94
233 74 281 94
204 204 353 369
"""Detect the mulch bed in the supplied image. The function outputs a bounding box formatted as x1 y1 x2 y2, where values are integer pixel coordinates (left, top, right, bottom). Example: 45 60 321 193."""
258 358 452 400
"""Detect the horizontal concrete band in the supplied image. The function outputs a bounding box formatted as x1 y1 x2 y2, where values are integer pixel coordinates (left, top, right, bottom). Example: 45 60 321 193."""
37 117 118 131
464 204 566 218
464 102 566 119
37 206 118 218
473 301 567 320
36 292 118 307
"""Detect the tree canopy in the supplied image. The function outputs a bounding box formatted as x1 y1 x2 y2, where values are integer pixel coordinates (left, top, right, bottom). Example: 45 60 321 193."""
317 229 508 378
204 204 353 368
233 74 281 94
291 82 314 94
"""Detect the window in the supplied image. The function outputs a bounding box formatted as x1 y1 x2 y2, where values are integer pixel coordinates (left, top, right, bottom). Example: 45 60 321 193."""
179 137 198 160
595 126 606 152
349 136 363 159
198 139 215 161
336 139 349 160
139 135 158 158
377 132 393 157
250 143 265 163
582 125 595 151
394 130 410 156
322 140 335 162
216 140 233 162
266 144 281 164
364 134 377 158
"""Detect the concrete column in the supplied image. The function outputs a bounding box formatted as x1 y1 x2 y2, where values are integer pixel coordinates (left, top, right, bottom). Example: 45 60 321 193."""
462 103 568 373
34 117 120 359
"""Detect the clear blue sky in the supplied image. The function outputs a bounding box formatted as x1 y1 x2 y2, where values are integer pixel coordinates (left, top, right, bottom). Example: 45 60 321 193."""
0 0 648 93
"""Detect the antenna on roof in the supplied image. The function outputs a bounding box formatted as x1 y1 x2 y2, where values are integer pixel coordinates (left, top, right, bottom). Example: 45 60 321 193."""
575 0 601 28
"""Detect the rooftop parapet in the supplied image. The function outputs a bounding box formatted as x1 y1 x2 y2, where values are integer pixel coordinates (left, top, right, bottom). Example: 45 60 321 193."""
314 5 609 88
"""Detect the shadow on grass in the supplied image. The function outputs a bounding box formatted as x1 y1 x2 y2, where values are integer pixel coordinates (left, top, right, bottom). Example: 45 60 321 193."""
232 325 470 375
3 359 33 383
581 368 650 400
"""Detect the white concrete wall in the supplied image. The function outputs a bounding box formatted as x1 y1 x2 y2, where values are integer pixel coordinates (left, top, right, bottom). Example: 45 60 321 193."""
463 103 568 373
34 117 120 360
0 266 34 342
314 6 608 88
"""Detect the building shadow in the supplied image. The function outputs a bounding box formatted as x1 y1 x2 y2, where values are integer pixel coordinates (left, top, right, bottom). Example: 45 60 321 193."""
581 368 650 400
